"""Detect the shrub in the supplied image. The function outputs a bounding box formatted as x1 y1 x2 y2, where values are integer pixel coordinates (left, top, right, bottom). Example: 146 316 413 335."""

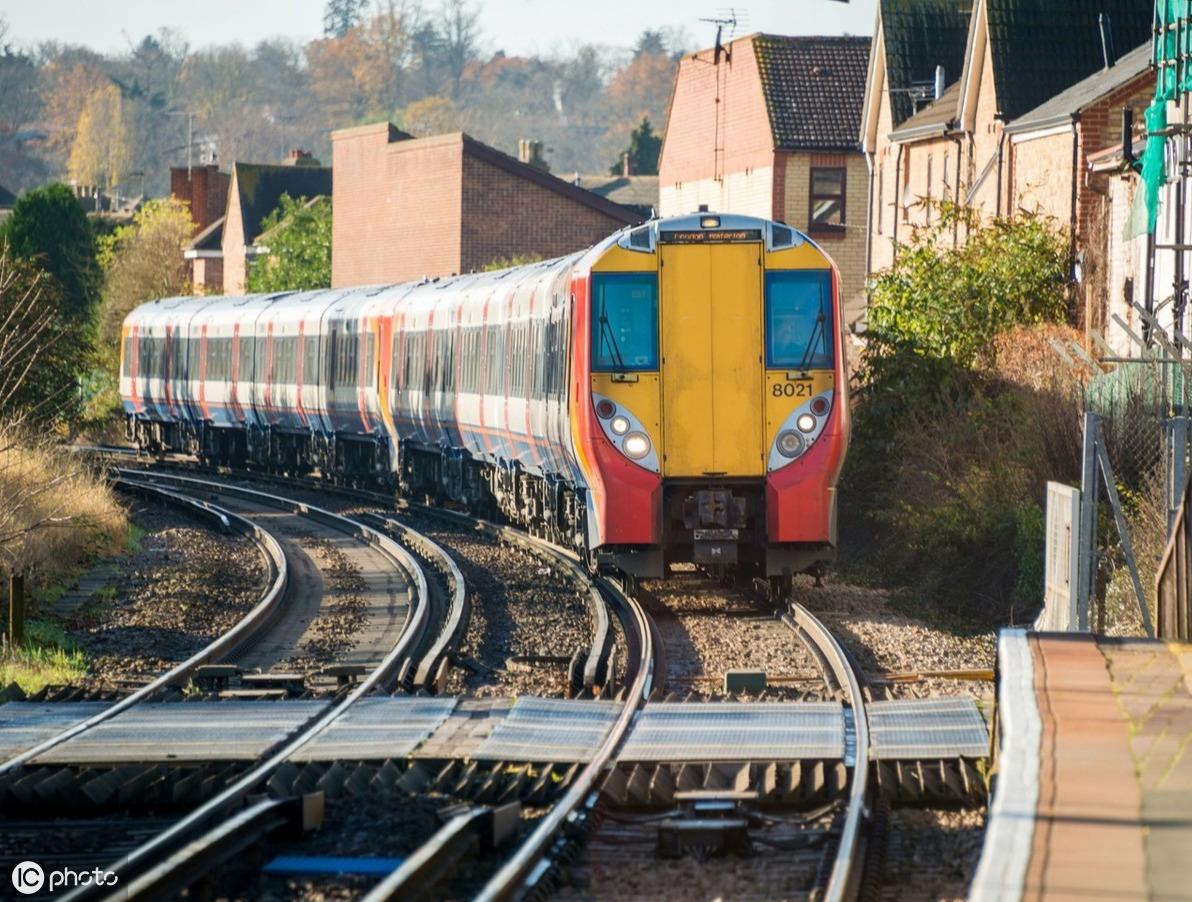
843 206 1077 627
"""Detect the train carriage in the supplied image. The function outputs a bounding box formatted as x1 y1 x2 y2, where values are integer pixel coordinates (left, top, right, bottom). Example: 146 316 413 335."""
122 212 849 588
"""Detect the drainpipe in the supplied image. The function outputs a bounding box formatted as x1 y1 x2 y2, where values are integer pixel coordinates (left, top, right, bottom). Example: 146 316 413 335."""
995 128 1007 217
949 132 963 245
892 143 905 261
1069 113 1081 277
864 150 875 277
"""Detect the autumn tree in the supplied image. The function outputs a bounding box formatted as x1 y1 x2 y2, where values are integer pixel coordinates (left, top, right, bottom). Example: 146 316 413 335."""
246 194 332 292
97 198 192 354
68 82 133 192
610 116 661 175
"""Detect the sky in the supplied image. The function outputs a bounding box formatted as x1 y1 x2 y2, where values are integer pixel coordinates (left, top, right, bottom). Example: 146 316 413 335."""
0 0 876 56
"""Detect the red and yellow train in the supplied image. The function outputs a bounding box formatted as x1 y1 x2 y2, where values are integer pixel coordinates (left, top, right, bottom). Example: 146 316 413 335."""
121 212 849 589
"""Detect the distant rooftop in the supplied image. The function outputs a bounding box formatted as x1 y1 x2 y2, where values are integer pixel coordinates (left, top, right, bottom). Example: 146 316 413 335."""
753 34 870 151
569 174 658 218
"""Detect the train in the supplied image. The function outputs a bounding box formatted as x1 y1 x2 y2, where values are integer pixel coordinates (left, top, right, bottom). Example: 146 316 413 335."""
120 211 850 593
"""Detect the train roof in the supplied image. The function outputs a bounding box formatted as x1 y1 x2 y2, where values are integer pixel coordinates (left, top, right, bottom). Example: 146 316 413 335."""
126 212 823 325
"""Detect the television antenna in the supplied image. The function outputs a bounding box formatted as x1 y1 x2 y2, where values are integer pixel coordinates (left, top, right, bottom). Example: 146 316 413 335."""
699 11 739 64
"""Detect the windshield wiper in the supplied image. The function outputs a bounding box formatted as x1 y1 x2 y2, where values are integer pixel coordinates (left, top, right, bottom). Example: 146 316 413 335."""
599 301 627 371
796 308 827 372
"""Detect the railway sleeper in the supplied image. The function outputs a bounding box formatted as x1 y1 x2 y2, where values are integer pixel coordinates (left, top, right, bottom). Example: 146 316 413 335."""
601 760 848 808
871 757 987 807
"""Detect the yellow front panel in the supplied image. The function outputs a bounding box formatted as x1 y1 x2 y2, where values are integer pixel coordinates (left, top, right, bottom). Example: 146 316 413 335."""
660 242 765 476
590 373 661 443
764 370 836 440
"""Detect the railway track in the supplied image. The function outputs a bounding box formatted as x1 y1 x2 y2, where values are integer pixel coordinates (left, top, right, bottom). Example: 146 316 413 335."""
0 471 443 900
13 448 977 901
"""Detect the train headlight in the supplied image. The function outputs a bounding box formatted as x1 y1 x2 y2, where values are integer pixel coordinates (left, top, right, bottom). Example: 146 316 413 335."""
596 399 616 419
610 415 631 436
623 432 651 459
777 430 804 458
796 413 817 434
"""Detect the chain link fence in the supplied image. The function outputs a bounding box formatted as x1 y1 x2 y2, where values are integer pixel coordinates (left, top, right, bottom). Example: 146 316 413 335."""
1085 355 1190 635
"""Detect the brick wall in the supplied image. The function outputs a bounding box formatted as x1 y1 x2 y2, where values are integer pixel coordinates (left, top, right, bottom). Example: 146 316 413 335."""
332 124 463 286
659 167 775 218
783 152 870 321
460 151 633 272
331 124 637 287
659 37 777 199
221 171 248 293
192 257 223 294
1008 129 1075 224
967 31 1004 219
170 165 230 234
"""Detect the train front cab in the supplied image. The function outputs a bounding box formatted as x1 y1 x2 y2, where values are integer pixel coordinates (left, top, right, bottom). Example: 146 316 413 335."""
577 213 849 582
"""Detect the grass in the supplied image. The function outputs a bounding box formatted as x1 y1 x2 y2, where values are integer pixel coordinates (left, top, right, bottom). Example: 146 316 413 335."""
0 620 87 694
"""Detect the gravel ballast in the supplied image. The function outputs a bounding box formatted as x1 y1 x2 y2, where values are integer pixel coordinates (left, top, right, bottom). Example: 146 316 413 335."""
64 501 268 686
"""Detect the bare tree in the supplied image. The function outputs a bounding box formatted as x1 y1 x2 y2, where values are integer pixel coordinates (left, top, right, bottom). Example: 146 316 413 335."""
438 0 479 99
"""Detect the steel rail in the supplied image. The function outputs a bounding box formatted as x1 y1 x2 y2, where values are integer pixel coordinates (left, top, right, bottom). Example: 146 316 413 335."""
102 451 617 695
359 511 468 690
790 602 871 902
474 573 655 902
45 471 433 902
0 478 289 776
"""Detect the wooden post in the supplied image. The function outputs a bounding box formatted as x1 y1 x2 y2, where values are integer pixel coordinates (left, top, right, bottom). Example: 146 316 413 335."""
8 571 24 648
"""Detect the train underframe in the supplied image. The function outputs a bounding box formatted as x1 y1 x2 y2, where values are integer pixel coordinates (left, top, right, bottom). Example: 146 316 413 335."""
128 416 833 589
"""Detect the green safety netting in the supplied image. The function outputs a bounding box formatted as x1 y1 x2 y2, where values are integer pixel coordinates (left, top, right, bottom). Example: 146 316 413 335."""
1132 1 1192 237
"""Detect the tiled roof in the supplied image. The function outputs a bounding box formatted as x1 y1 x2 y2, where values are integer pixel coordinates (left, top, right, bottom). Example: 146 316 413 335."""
753 34 870 151
880 0 971 127
231 162 332 244
890 80 962 142
570 175 658 218
1006 41 1152 133
985 0 1153 122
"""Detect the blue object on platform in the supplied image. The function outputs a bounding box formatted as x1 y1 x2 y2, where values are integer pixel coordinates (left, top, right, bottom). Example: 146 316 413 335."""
262 856 404 876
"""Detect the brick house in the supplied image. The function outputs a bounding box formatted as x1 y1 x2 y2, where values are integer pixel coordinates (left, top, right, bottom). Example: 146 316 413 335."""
659 34 871 322
1004 43 1153 329
188 154 332 294
172 164 231 292
330 123 641 287
861 0 1152 280
1086 140 1146 354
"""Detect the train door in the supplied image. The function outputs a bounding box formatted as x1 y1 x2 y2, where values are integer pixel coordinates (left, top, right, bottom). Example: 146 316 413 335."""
659 241 764 476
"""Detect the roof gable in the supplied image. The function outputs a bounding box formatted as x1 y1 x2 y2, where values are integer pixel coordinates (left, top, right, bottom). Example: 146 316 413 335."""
231 162 332 244
752 34 870 151
879 0 971 127
985 0 1152 121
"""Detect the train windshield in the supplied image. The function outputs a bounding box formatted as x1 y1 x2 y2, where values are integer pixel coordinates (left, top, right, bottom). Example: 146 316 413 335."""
765 270 834 369
591 273 659 371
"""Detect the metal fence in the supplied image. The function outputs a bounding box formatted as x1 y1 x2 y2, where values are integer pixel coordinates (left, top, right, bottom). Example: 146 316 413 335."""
1083 353 1190 636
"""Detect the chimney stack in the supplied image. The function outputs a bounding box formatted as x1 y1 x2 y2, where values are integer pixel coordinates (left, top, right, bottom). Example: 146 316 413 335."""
622 152 632 177
282 149 321 167
517 138 549 172
934 65 946 101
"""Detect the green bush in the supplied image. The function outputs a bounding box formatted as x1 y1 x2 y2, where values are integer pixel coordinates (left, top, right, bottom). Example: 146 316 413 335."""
843 205 1076 627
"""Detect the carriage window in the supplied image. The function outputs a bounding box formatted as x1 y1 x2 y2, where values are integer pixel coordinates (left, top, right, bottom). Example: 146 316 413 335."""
591 273 658 372
765 270 834 369
238 335 254 382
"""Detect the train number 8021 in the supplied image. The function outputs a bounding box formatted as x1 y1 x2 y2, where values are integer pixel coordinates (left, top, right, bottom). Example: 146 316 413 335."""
772 381 812 398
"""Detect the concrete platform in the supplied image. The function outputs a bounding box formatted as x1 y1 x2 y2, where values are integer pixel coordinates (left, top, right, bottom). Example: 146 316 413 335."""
972 630 1192 901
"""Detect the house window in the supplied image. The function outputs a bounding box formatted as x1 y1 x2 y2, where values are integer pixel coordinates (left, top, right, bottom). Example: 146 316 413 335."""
808 167 846 231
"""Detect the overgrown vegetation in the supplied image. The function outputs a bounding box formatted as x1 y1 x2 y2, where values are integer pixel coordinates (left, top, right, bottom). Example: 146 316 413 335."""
843 203 1078 628
245 194 333 292
0 242 128 688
